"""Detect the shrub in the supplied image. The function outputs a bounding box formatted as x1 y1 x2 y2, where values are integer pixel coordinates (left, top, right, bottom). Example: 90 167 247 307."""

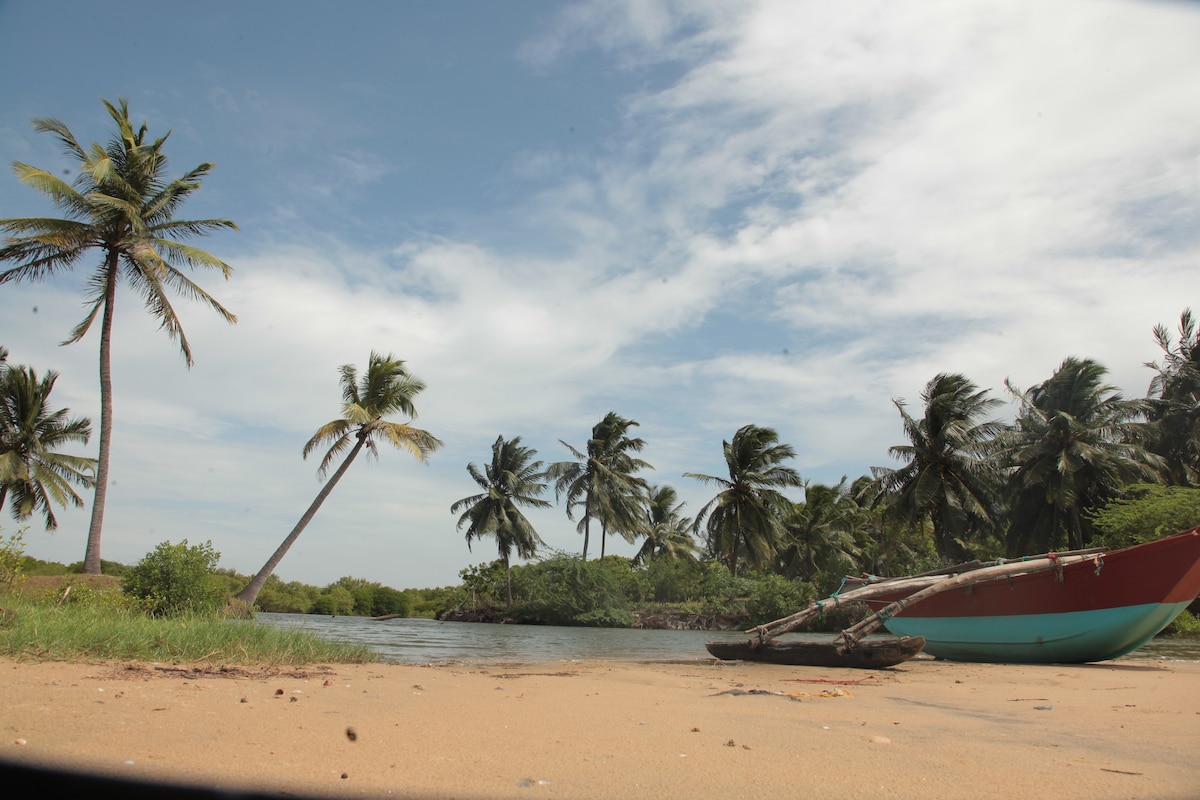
1090 485 1200 548
746 573 815 625
311 585 355 616
0 528 28 593
1162 610 1200 638
510 552 633 627
122 540 224 617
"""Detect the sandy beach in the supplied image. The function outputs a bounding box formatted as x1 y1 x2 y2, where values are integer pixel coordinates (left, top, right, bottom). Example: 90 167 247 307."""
2 654 1198 799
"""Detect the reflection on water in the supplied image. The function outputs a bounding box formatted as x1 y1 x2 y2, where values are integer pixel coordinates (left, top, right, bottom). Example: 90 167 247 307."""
254 613 1200 665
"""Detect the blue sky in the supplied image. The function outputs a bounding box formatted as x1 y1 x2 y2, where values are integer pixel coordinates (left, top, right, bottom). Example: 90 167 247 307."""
2 0 1199 590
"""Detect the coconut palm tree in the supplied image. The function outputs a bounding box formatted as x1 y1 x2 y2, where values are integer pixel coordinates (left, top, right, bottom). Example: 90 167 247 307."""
451 435 551 605
685 424 804 575
234 353 441 608
546 412 652 560
1002 357 1161 554
632 484 697 564
866 373 1006 561
0 98 238 574
777 479 862 582
0 362 95 529
1144 309 1200 486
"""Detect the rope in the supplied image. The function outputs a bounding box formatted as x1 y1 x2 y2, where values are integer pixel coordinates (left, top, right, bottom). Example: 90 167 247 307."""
873 598 907 623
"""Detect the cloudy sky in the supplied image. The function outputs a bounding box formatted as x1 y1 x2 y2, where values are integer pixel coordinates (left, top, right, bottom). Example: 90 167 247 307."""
2 0 1198 590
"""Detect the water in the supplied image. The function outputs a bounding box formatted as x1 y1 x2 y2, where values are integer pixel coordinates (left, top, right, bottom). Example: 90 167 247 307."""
254 613 1200 665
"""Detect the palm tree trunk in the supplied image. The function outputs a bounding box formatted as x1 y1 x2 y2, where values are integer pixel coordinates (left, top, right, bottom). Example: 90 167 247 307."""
234 437 366 607
599 521 607 559
82 260 119 575
1068 505 1083 551
504 553 512 607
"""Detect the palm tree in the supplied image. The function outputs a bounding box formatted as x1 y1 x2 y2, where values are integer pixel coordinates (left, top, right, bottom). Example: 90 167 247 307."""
451 435 551 605
685 424 804 575
632 484 698 564
1002 357 1161 554
234 353 442 608
866 373 1006 561
0 98 238 574
777 479 862 582
545 412 652 560
0 362 95 529
1145 309 1200 486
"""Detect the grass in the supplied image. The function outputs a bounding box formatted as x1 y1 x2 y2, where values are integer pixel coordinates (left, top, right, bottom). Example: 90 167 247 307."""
0 584 379 665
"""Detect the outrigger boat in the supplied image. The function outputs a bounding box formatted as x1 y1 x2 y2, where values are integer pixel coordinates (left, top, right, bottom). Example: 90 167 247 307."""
856 527 1200 663
706 526 1200 667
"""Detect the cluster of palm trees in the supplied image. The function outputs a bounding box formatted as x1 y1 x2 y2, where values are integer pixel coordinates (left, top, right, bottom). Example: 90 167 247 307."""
453 325 1200 596
4 99 1198 609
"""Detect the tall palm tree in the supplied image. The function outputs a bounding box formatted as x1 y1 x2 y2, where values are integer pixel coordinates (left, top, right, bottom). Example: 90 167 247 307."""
546 412 652 560
0 98 238 574
1145 309 1200 486
451 435 551 605
0 362 95 529
685 424 804 575
235 353 442 608
777 479 862 582
866 373 1006 561
1002 357 1161 554
632 484 697 565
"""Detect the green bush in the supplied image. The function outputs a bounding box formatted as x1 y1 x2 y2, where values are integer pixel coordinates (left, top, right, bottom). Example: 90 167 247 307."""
746 573 815 625
1161 610 1200 638
311 585 355 616
1090 485 1200 548
122 540 224 617
0 528 27 593
510 552 633 627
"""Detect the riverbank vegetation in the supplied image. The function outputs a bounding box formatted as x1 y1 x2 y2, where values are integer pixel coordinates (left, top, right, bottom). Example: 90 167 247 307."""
0 537 376 663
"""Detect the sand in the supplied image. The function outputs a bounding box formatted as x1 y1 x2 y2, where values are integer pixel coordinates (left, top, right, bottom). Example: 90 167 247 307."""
1 654 1198 799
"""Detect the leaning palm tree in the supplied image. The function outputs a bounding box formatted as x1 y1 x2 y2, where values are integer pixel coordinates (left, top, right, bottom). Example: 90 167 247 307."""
235 353 442 608
685 424 804 575
0 98 238 574
0 362 96 529
1144 309 1200 486
545 412 652 560
1002 357 1161 554
632 484 698 564
866 373 1006 561
451 435 551 605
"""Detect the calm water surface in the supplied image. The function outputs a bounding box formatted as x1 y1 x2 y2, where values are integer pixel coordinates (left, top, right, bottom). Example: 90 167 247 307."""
255 613 1200 665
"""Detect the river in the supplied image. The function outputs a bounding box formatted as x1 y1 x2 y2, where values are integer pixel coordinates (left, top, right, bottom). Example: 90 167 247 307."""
254 613 1200 665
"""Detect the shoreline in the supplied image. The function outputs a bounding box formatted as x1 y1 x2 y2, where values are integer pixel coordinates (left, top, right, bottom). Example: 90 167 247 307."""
3 655 1199 799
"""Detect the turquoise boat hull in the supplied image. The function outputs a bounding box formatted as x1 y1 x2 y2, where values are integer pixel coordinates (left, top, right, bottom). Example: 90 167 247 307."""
877 601 1192 663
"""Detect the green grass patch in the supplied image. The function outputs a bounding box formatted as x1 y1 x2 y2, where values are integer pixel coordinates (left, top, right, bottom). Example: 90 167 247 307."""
0 594 378 665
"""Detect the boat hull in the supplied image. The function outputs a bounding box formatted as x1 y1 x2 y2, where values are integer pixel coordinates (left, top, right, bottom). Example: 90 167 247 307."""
863 529 1200 663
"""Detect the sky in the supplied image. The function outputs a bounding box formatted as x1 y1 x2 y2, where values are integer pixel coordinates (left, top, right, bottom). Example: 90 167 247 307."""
1 0 1199 590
